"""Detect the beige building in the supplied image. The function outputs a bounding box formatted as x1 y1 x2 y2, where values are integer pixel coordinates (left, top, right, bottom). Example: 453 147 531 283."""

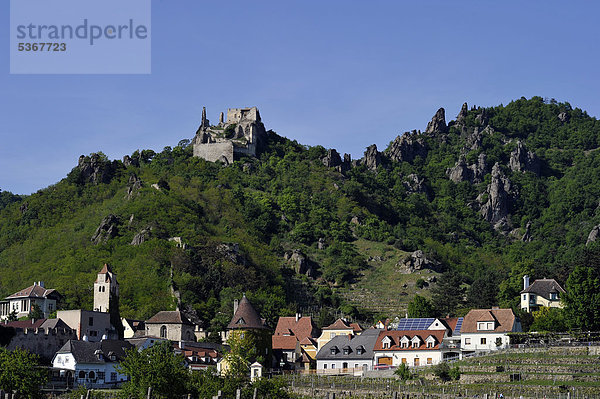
57 309 114 342
316 319 363 350
520 275 566 312
145 311 196 341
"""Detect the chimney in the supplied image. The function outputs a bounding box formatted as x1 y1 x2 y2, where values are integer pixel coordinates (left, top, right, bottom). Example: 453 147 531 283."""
523 275 530 290
348 334 353 340
295 313 300 322
82 334 89 342
179 341 185 350
39 281 45 288
233 299 239 315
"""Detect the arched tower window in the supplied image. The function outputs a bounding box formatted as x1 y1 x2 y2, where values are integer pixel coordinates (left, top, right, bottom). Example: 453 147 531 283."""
160 325 167 338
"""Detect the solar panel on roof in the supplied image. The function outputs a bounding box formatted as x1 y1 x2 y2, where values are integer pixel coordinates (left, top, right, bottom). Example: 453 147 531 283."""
396 318 434 330
453 317 463 336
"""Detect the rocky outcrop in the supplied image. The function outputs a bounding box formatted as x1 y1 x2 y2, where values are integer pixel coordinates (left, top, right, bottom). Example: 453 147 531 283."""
130 226 152 245
77 154 117 184
386 131 427 163
475 108 489 125
587 225 600 246
425 108 448 135
91 214 119 244
509 141 540 175
321 149 351 172
447 153 488 184
122 155 139 168
396 250 442 274
558 112 569 123
456 102 468 124
217 243 246 266
362 144 382 170
284 249 314 277
403 174 432 200
126 174 142 199
479 163 514 228
522 221 533 242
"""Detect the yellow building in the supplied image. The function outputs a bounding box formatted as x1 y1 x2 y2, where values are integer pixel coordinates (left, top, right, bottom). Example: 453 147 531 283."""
316 318 363 350
520 275 565 312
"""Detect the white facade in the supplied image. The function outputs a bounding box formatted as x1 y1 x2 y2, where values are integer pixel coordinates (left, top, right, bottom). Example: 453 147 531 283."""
52 354 128 388
461 332 510 351
1 282 59 320
316 359 372 371
373 349 443 367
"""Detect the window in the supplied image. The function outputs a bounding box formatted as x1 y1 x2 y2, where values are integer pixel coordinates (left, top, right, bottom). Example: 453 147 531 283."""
331 364 335 369
49 303 54 311
401 343 408 348
98 372 105 380
343 348 350 355
342 362 348 369
88 371 96 380
79 371 86 379
160 325 167 338
330 348 337 355
89 317 94 326
355 364 359 368
111 372 117 381
523 295 526 300
89 330 98 337
427 358 432 365
465 338 471 345
414 358 419 366
550 293 557 300
427 341 434 348
480 338 486 345
401 358 407 364
412 342 419 348
323 364 327 369
383 342 390 349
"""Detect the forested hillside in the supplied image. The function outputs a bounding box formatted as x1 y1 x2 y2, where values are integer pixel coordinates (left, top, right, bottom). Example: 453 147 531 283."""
1 96 599 334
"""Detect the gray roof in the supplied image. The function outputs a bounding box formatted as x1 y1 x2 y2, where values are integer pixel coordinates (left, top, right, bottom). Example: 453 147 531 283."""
316 328 382 361
521 279 565 300
56 340 133 364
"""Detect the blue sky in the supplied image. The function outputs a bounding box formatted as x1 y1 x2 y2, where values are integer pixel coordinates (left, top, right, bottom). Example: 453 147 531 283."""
1 1 599 194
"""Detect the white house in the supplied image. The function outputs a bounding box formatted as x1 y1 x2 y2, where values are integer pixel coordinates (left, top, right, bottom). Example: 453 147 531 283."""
52 339 133 388
0 282 60 320
520 275 566 312
316 328 381 373
460 308 521 353
373 329 448 367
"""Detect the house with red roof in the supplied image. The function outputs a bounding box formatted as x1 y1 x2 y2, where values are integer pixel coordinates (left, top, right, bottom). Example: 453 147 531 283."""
272 313 320 370
373 329 448 368
0 281 61 321
460 308 521 353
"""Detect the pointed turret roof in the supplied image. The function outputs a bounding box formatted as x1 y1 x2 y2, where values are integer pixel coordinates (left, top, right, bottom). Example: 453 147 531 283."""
227 295 267 330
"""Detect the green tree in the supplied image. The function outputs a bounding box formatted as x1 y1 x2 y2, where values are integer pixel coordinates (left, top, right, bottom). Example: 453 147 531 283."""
407 295 434 318
562 265 600 331
27 303 44 320
117 341 189 399
0 347 48 399
530 307 567 332
394 363 412 381
431 271 464 316
431 361 451 382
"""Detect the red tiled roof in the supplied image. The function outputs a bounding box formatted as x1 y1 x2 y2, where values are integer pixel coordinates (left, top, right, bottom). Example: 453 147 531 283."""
300 337 317 346
351 323 364 333
227 295 267 330
5 284 60 300
373 330 446 351
272 335 298 351
99 263 112 274
441 317 459 331
323 318 353 330
2 318 47 329
461 308 517 334
274 316 318 340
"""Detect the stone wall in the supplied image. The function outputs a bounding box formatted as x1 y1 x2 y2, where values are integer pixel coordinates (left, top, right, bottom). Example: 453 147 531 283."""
7 327 77 362
193 142 234 164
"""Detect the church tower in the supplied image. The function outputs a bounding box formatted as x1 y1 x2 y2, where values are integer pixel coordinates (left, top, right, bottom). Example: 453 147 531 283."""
94 263 119 313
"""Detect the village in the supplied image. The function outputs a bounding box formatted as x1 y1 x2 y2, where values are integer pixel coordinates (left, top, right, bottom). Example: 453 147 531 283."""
0 263 568 390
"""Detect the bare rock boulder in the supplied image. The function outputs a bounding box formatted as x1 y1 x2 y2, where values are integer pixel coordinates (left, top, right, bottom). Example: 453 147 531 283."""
396 250 442 274
91 214 119 244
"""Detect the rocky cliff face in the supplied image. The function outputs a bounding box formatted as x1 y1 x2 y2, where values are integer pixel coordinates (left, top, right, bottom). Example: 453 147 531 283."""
362 144 382 170
77 154 118 184
479 163 514 229
386 131 427 163
425 108 448 135
509 141 540 175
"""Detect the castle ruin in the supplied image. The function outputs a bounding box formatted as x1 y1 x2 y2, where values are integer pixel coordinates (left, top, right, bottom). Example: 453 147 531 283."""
192 106 267 164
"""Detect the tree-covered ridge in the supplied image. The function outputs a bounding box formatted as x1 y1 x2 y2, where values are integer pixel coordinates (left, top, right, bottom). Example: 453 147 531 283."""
0 96 599 332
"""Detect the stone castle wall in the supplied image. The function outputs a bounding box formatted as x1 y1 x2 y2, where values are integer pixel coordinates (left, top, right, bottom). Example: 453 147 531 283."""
193 142 234 164
7 327 77 362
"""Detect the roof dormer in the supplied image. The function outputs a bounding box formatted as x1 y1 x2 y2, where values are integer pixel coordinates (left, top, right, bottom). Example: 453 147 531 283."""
381 335 394 349
411 335 422 348
400 335 410 348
